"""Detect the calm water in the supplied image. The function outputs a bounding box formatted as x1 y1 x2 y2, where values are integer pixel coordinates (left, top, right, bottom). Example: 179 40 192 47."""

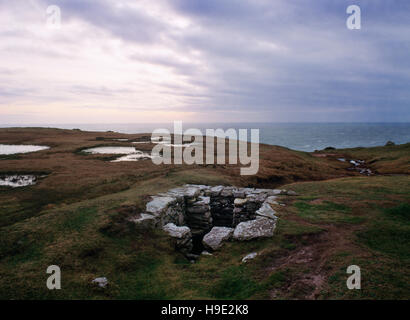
0 144 49 155
1 123 409 152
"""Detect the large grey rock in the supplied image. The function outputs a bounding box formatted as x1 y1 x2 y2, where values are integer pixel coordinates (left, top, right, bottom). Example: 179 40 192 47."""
256 202 277 220
146 196 176 216
233 218 276 241
202 226 234 250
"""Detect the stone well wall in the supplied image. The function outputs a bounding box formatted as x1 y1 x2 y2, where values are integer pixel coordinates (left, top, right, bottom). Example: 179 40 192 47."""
131 184 295 259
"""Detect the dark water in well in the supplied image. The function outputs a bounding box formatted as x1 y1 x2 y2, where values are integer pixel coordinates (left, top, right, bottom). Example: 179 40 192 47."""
1 123 409 152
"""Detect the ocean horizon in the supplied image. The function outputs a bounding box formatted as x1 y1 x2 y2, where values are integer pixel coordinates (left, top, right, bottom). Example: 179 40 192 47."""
1 122 409 152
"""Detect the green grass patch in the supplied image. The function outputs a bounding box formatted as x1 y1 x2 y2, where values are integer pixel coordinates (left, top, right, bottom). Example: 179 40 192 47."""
60 206 99 232
356 203 410 261
293 200 362 224
210 265 261 299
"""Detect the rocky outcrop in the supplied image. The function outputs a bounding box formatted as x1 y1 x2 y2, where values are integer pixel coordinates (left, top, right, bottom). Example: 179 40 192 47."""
233 217 277 241
202 226 234 251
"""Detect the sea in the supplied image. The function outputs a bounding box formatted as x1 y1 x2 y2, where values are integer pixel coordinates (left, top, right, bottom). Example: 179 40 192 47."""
1 123 409 152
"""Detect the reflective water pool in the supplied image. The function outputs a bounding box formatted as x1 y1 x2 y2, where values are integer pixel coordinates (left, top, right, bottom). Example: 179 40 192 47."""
82 146 138 154
0 175 37 187
0 144 49 155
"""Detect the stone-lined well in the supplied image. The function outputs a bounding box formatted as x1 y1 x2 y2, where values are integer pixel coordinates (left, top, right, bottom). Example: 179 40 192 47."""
131 184 296 258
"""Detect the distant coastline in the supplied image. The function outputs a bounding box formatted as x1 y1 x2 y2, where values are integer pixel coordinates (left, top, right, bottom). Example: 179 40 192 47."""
1 123 409 152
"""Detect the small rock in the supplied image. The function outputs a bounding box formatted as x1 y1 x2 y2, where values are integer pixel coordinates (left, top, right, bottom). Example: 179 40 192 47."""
201 251 213 256
234 198 248 206
242 252 258 263
92 277 108 288
287 190 297 196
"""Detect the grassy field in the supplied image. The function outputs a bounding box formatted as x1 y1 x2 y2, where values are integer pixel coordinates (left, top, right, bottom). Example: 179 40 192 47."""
0 128 409 299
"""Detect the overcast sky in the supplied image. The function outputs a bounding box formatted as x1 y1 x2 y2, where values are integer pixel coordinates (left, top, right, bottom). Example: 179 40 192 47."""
0 0 409 123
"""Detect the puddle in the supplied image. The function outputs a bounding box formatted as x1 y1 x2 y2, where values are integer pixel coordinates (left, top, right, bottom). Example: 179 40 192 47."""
338 158 373 176
0 175 37 187
0 144 49 155
82 146 157 162
83 146 137 154
111 151 158 162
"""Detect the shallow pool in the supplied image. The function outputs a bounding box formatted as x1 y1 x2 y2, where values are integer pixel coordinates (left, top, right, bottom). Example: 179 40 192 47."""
0 144 50 155
0 175 37 187
82 146 137 154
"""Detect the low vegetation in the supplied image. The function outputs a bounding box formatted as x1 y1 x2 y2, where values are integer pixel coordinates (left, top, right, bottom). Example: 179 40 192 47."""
0 128 408 299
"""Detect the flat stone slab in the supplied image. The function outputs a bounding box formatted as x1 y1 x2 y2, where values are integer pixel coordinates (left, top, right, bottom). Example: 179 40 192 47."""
202 226 234 251
146 196 176 215
256 202 277 220
233 217 276 241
